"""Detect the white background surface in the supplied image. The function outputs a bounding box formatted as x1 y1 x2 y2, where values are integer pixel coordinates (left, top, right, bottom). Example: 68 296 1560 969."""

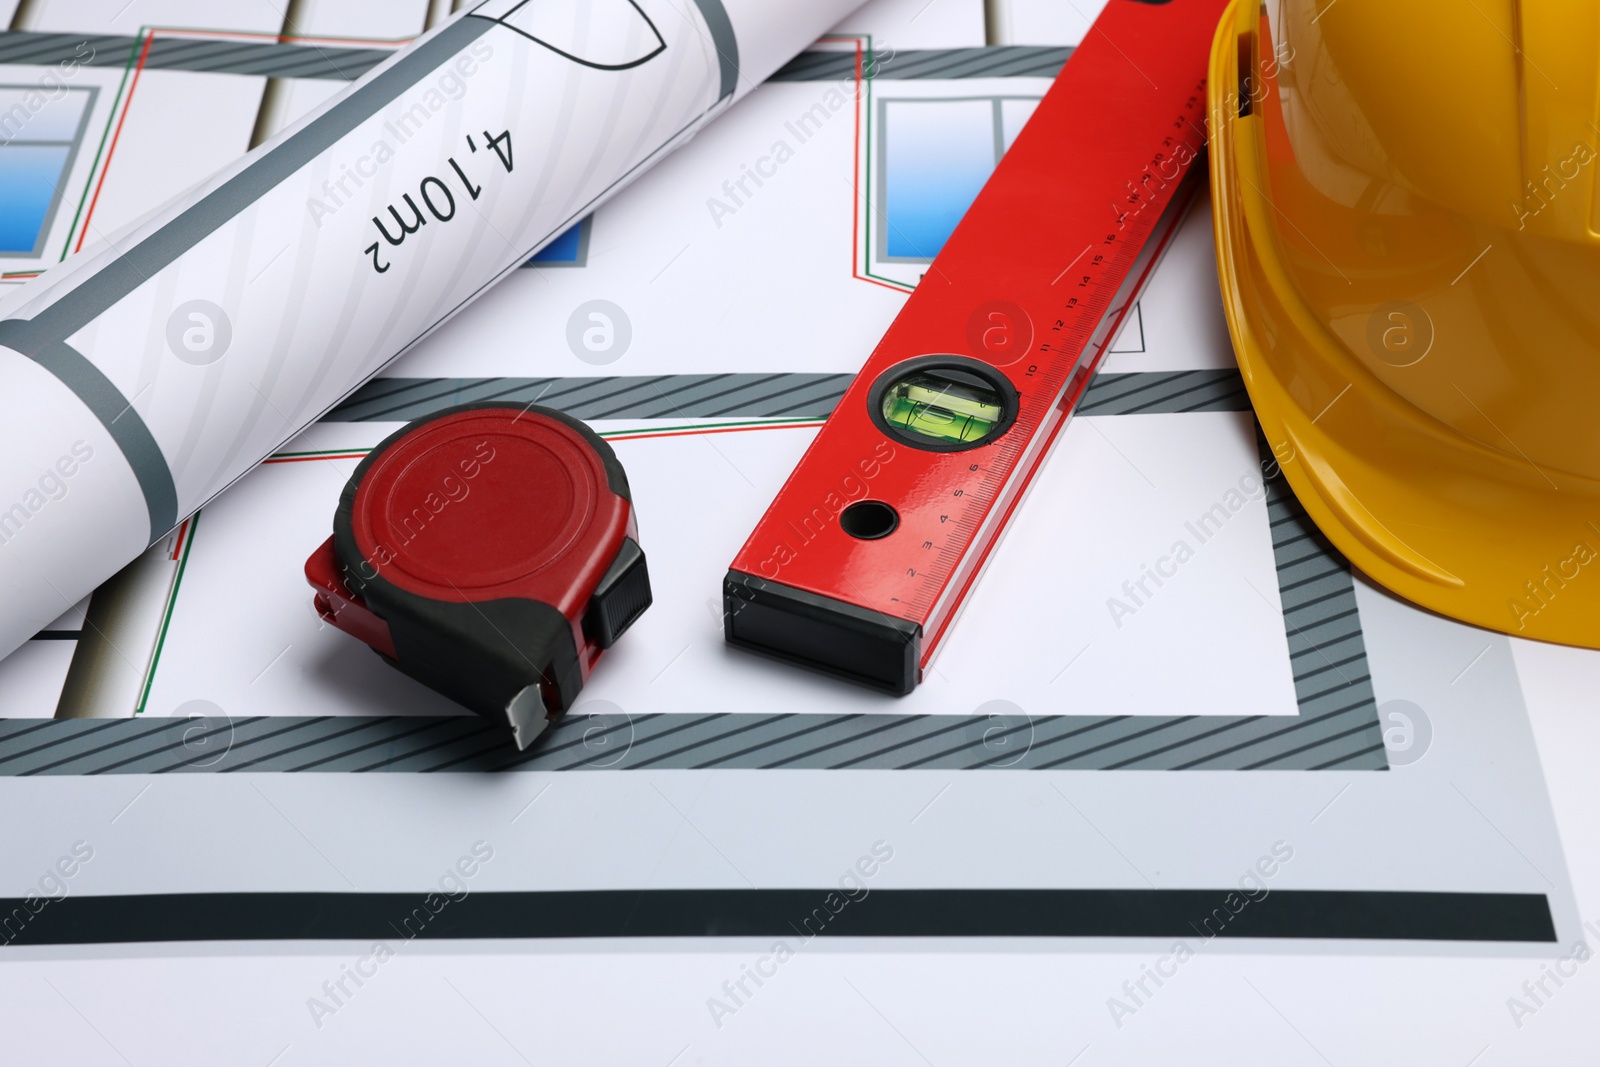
2 2 1599 1064
1 641 1596 1067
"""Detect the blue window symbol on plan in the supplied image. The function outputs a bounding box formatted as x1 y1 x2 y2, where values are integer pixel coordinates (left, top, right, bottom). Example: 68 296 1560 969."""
527 215 592 267
878 96 1038 262
0 86 95 257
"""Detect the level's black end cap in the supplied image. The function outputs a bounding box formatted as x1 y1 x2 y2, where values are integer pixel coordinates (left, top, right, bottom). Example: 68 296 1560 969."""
723 570 921 695
584 538 652 649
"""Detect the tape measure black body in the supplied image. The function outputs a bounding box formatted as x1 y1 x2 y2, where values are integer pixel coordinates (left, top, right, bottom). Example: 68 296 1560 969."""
305 403 651 748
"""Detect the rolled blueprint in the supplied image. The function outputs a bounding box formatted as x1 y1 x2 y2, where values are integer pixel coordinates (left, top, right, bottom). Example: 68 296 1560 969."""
0 0 862 661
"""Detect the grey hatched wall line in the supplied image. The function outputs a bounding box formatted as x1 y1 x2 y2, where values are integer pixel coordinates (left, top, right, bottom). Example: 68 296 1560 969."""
322 369 1252 423
0 369 1384 774
0 34 1070 83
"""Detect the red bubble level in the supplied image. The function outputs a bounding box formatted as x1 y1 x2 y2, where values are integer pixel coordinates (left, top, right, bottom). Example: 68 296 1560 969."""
724 0 1230 693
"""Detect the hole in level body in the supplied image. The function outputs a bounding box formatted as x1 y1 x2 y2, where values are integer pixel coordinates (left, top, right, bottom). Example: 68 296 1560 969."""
840 500 899 540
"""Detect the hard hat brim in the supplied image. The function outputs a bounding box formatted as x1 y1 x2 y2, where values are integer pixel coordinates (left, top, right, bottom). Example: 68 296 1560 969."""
1207 0 1600 649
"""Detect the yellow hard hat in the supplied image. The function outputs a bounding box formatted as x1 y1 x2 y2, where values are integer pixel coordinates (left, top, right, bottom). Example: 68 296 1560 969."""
1208 0 1600 647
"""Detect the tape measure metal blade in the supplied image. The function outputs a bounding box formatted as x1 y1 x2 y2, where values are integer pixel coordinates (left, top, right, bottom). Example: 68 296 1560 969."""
724 0 1227 693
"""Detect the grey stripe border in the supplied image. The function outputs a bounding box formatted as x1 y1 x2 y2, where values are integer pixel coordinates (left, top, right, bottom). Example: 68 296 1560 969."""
688 0 739 99
0 324 177 544
0 371 1383 773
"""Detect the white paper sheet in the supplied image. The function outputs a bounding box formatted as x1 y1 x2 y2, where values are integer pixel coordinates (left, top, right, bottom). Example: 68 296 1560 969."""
0 0 1583 980
137 406 1296 721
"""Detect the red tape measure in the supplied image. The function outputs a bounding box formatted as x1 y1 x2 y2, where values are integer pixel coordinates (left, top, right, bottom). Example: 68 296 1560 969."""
723 0 1227 693
306 404 652 747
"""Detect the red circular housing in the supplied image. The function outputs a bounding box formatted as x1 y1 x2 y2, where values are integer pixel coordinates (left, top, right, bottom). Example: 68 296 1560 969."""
349 407 626 617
